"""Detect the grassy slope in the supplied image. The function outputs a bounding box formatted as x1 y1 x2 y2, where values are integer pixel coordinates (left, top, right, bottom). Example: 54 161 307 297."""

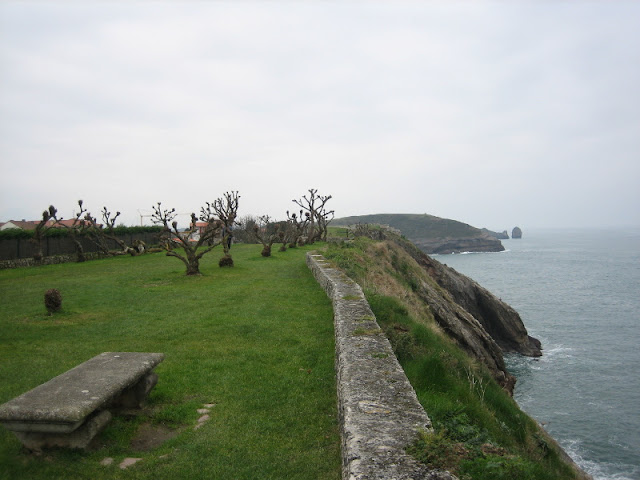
0 245 340 480
323 237 581 480
332 213 484 240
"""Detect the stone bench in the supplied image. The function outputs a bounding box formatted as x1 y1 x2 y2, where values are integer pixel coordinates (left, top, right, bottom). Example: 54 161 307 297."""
0 352 164 450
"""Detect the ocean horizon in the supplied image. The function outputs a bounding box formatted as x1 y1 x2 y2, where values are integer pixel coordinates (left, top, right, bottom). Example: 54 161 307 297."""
436 227 640 480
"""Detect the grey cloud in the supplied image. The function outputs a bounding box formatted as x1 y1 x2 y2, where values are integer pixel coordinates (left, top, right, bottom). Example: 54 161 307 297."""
1 2 638 229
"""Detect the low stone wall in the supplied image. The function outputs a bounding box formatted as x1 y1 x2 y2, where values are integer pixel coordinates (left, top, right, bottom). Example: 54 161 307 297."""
306 253 455 480
0 252 107 270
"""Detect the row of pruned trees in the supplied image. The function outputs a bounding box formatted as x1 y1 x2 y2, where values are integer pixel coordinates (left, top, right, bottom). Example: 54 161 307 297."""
150 188 333 273
31 201 150 263
235 188 334 257
28 188 333 276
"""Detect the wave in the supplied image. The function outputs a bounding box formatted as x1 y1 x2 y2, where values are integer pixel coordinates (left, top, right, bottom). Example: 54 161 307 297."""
538 344 575 363
433 249 511 256
563 438 639 480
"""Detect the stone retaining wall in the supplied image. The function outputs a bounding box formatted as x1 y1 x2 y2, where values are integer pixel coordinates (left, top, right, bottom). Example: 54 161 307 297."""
0 252 107 270
306 253 455 480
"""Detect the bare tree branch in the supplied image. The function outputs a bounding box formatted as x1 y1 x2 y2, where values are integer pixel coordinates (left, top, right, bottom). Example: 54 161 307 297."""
252 215 283 257
151 201 224 275
292 189 334 244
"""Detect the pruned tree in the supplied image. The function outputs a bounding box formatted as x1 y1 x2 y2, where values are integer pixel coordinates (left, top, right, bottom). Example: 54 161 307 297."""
91 207 143 256
49 200 92 262
30 206 55 263
285 209 309 248
292 189 334 244
206 191 240 267
80 211 111 256
316 202 335 241
252 215 283 257
151 202 223 275
274 220 291 252
67 206 147 257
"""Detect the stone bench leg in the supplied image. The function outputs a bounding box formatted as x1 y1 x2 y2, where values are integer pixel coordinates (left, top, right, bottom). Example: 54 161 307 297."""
112 372 158 409
12 410 112 451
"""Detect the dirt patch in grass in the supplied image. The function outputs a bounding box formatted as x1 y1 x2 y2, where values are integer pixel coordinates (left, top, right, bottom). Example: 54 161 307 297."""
130 422 181 452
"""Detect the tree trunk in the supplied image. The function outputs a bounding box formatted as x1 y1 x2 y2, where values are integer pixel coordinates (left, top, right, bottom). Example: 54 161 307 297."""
185 251 201 275
71 235 86 262
185 259 201 275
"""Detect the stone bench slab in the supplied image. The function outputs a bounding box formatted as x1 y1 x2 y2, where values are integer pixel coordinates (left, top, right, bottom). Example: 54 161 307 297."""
0 352 164 435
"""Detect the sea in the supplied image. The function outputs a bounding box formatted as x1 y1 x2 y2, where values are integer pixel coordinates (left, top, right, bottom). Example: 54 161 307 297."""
434 228 640 480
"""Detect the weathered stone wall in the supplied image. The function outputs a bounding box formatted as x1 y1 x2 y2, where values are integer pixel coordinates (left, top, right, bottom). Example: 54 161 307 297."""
0 252 107 270
306 253 456 480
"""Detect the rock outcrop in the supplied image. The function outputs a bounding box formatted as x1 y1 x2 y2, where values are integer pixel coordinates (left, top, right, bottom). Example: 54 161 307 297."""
412 234 504 254
481 228 509 239
512 226 522 239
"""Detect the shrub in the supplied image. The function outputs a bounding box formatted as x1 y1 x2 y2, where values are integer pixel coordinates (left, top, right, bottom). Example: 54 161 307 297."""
44 288 62 315
219 254 234 267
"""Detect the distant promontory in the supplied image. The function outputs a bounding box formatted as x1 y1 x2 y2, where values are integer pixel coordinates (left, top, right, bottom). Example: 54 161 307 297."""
333 213 505 254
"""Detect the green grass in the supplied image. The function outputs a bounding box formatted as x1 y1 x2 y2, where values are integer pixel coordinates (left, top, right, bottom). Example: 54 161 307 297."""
0 244 341 480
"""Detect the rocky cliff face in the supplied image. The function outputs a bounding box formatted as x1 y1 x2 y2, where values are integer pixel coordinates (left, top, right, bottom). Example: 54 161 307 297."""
396 237 541 357
432 263 541 356
347 232 540 394
512 226 523 239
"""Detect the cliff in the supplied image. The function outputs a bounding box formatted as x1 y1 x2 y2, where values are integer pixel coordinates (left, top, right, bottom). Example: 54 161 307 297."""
332 213 505 254
322 230 595 480
397 239 542 357
386 234 541 392
326 229 541 394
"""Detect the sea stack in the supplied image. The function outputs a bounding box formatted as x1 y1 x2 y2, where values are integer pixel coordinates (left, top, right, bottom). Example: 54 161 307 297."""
512 226 522 239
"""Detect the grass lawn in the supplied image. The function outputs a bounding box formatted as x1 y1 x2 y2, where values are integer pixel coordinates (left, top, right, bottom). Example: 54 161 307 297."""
0 244 341 480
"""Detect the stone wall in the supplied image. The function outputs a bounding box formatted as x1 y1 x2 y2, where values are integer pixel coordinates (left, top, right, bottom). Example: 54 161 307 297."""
0 252 108 270
306 253 455 480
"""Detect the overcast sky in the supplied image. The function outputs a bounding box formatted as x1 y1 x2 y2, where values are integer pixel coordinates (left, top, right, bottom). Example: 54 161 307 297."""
1 2 638 230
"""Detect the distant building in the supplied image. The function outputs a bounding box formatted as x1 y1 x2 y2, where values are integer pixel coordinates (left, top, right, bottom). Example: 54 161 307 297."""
0 220 41 231
0 218 97 231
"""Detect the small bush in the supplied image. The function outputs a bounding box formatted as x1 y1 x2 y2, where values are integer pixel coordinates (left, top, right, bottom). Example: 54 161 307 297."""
44 288 62 315
219 254 234 267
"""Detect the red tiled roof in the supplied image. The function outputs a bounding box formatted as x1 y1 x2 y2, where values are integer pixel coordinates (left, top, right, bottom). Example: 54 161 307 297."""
4 220 41 230
2 218 98 229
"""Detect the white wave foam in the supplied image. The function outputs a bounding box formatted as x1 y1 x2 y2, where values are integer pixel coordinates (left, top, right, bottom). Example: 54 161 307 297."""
539 344 575 363
563 438 639 480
